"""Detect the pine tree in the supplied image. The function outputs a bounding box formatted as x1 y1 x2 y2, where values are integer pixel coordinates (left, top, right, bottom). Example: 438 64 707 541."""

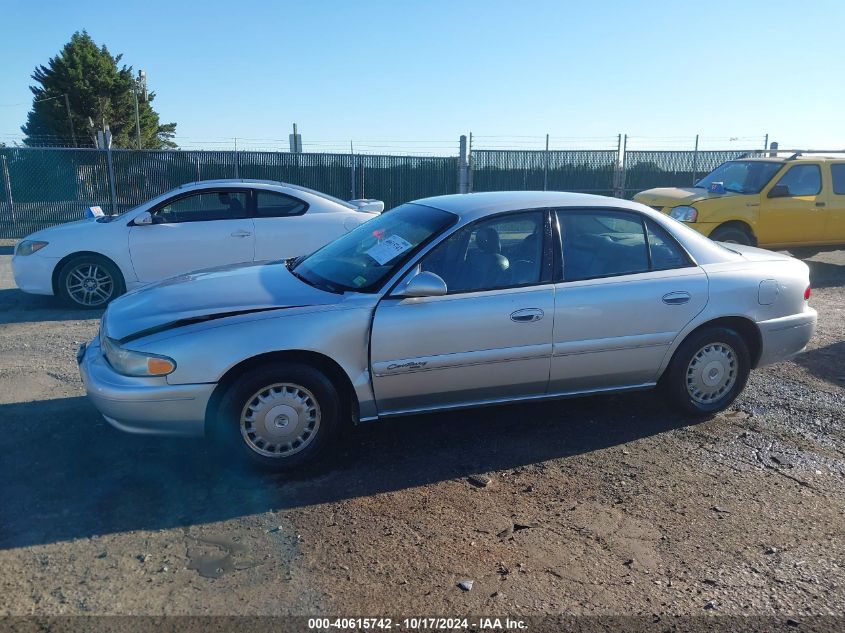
21 31 177 149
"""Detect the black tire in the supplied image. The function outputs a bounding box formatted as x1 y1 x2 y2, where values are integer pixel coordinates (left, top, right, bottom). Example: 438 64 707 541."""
212 363 340 471
788 247 820 259
661 326 751 417
709 225 753 245
57 254 125 309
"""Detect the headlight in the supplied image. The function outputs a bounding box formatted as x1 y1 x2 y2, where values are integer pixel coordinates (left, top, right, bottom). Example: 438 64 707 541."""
16 240 49 256
669 206 698 222
100 332 176 377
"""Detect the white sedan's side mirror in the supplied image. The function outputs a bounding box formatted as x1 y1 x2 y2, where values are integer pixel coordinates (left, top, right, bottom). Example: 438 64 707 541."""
134 211 153 226
393 271 447 298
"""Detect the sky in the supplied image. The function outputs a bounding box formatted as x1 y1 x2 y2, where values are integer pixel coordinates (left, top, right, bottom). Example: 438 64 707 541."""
1 0 843 154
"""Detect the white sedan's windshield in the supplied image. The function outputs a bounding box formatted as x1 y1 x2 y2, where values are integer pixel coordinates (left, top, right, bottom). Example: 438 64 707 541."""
291 203 456 292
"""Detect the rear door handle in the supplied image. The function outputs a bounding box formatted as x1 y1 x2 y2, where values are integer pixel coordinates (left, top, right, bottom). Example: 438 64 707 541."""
662 291 691 305
510 308 544 322
230 230 252 237
815 202 826 207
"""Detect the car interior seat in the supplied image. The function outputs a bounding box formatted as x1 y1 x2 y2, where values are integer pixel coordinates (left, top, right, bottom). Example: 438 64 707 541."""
465 226 509 289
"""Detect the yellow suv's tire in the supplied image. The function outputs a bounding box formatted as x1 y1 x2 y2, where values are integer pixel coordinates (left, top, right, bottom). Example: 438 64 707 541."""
709 225 753 245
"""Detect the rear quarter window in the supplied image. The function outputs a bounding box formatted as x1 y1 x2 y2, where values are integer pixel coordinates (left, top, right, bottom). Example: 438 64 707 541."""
831 164 845 195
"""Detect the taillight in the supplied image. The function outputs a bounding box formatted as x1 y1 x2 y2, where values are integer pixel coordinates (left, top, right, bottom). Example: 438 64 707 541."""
804 285 812 301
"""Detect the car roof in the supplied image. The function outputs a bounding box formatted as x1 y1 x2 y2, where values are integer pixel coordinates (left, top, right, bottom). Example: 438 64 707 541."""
729 155 845 163
413 191 646 223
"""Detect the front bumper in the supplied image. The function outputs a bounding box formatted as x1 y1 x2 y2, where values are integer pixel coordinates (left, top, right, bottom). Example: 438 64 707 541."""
12 253 60 295
756 307 817 367
78 337 214 436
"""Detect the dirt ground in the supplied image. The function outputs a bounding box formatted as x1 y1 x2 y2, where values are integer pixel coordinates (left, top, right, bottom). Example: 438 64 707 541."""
0 238 843 619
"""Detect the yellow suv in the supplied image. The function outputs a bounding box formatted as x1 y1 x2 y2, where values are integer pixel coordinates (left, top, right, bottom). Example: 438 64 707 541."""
634 154 845 254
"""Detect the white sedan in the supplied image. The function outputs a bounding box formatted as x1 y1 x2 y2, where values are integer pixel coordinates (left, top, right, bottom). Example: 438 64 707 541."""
12 179 382 308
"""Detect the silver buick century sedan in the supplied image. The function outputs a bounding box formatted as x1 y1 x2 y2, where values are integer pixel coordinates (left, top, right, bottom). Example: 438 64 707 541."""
79 191 817 470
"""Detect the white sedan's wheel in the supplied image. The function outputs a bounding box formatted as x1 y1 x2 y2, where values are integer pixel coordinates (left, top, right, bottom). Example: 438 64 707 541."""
57 256 124 309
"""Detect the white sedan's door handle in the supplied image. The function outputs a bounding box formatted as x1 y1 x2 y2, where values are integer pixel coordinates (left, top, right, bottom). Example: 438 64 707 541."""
510 308 544 322
230 230 252 238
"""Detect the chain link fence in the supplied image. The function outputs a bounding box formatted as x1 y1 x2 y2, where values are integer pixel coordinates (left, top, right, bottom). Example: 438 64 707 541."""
0 144 767 238
471 150 619 195
620 150 759 197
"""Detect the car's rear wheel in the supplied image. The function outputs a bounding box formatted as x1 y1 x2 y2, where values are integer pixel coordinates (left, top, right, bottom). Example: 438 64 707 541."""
709 225 753 245
57 255 124 309
213 363 340 471
661 326 751 416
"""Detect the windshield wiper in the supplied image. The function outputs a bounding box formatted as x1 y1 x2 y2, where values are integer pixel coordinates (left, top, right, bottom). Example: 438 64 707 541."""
723 186 746 194
286 260 344 294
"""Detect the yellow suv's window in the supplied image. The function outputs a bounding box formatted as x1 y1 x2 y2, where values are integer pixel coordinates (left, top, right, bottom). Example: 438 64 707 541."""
772 164 821 196
831 164 845 194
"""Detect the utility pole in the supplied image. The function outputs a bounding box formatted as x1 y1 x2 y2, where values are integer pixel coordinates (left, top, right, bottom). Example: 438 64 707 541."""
132 70 147 150
63 94 77 147
289 123 302 153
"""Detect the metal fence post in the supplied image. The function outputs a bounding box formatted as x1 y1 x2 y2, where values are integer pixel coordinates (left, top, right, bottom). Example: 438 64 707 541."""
468 132 473 193
1 155 16 226
691 134 700 185
619 134 628 198
350 144 356 199
233 138 240 178
105 147 118 214
458 135 469 194
543 134 549 191
612 134 622 197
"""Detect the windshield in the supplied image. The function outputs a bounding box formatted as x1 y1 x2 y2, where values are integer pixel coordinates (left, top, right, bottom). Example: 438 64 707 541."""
292 203 457 292
694 160 783 194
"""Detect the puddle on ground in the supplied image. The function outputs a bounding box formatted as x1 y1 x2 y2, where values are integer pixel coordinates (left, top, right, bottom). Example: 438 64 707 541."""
185 534 260 579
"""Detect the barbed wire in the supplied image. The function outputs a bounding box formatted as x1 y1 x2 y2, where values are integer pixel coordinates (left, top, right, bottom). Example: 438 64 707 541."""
8 131 841 154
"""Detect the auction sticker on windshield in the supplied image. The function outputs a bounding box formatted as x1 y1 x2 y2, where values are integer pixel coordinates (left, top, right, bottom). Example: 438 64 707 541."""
365 235 413 265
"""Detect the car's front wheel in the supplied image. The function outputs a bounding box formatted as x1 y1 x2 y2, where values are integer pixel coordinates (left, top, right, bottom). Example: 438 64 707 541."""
213 363 340 471
661 326 751 416
709 225 753 245
57 255 125 309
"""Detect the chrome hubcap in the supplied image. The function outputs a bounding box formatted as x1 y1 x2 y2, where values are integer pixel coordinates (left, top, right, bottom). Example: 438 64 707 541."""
686 342 738 404
65 263 113 307
239 383 321 458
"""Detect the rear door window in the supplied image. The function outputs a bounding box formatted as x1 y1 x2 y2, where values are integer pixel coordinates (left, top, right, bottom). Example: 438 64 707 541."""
556 210 691 281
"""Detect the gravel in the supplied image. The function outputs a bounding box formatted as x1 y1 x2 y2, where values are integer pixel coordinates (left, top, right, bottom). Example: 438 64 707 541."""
1 239 843 617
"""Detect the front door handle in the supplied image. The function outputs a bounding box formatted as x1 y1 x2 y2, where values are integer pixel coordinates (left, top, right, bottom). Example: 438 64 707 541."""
510 308 544 322
662 291 691 305
230 230 252 237
815 202 826 207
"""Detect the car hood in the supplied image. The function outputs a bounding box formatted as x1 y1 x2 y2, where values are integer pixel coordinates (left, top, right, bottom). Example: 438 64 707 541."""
104 260 342 342
24 217 100 241
634 187 744 206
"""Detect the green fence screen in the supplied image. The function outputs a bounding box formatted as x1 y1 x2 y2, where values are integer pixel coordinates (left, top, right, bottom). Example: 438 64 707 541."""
0 146 766 238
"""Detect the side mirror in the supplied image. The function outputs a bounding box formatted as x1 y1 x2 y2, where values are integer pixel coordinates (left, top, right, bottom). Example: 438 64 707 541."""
768 184 790 198
133 211 153 226
392 271 447 298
